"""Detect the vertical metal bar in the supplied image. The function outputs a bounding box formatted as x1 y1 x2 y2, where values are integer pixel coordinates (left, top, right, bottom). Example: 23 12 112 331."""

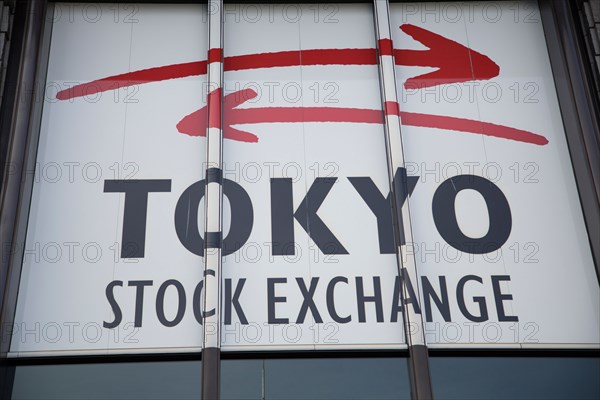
0 0 47 358
539 0 600 279
0 363 15 400
202 0 224 399
372 1 433 399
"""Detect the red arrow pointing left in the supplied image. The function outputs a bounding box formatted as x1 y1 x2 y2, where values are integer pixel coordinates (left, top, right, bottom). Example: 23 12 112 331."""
177 89 548 146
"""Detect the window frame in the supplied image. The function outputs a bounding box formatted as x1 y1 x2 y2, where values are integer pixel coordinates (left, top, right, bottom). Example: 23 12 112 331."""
0 1 598 400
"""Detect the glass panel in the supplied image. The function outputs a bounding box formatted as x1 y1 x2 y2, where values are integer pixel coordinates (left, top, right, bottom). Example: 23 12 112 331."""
265 358 410 400
388 1 600 348
221 357 410 400
221 2 404 351
431 357 600 400
11 3 208 356
11 361 201 400
222 359 263 400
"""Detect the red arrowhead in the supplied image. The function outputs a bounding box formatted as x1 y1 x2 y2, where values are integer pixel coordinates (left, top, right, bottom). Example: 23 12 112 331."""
176 88 260 143
396 24 500 89
176 88 547 146
56 24 502 101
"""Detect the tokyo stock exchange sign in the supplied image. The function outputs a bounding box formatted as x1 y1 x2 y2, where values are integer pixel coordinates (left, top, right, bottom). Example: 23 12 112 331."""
8 2 599 356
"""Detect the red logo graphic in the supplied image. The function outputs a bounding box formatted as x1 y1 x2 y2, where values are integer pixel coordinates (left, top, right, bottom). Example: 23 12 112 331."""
56 24 548 146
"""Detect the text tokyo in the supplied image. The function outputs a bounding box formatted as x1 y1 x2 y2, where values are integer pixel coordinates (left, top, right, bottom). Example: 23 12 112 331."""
103 168 512 258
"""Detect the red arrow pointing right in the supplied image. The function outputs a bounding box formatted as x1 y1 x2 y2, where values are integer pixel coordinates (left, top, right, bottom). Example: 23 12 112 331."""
55 24 500 101
396 24 500 89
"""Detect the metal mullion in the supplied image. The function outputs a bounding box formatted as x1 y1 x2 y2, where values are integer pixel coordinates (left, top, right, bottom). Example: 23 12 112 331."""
372 0 433 399
0 0 49 358
201 0 224 399
539 0 600 279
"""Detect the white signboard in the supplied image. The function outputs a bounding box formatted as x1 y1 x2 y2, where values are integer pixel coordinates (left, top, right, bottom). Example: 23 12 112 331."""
8 1 599 356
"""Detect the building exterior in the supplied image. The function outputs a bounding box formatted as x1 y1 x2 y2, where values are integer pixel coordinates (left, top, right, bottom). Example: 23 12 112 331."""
0 1 599 399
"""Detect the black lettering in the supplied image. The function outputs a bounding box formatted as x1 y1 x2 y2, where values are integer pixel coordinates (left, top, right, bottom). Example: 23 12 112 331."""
103 280 123 329
267 278 288 324
432 175 511 254
348 168 418 252
390 270 422 322
128 280 153 327
296 277 323 323
457 275 488 322
270 178 348 255
327 277 351 323
270 178 295 256
193 280 204 325
175 179 253 256
155 279 186 327
356 277 384 323
421 276 451 322
225 278 248 324
491 275 518 322
104 180 171 258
